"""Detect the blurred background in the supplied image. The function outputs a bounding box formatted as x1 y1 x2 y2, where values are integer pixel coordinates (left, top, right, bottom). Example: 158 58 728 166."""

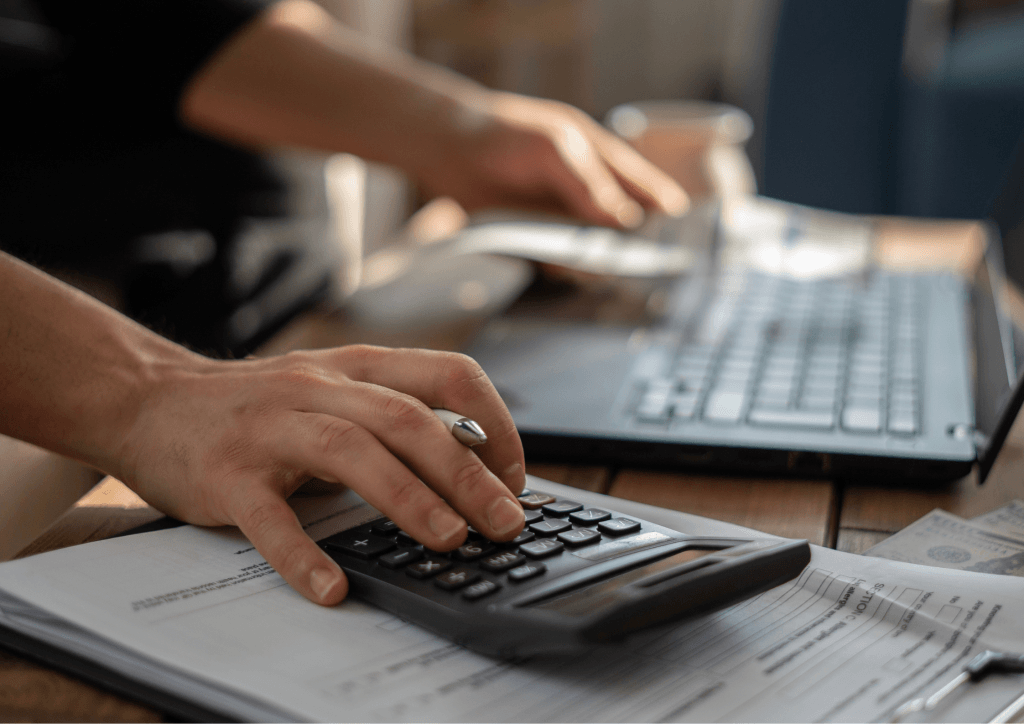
322 0 1024 258
3 0 1024 557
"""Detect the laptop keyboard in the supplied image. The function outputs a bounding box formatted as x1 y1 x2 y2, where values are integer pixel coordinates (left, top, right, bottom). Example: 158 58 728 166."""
633 272 922 436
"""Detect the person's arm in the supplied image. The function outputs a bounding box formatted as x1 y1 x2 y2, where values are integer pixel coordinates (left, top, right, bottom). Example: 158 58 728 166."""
178 0 688 228
0 250 526 604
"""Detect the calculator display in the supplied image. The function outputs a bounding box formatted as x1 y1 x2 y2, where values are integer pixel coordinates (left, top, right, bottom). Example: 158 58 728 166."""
528 547 723 617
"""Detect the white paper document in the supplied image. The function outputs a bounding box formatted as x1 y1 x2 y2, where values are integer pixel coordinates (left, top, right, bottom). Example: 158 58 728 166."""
1 479 1023 723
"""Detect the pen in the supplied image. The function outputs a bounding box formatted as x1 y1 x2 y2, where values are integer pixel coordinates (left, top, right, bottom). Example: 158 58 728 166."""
432 408 488 447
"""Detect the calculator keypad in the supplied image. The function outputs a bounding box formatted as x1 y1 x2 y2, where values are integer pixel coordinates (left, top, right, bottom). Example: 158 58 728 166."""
406 558 451 579
520 538 564 558
320 493 649 603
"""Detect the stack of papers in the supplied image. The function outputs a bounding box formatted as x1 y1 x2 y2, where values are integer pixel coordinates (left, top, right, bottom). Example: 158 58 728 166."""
1 479 1022 722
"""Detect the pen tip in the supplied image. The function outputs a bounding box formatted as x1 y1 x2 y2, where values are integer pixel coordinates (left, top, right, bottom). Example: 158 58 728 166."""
454 419 487 446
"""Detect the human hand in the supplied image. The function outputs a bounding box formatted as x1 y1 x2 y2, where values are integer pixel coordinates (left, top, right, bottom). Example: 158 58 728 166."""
114 345 527 606
418 91 690 229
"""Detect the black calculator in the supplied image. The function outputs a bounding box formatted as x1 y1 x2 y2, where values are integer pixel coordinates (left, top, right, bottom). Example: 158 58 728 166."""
318 487 810 657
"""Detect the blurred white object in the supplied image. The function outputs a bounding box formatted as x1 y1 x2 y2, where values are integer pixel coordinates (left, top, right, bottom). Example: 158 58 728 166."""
453 218 695 277
606 100 757 201
345 245 533 328
720 195 874 279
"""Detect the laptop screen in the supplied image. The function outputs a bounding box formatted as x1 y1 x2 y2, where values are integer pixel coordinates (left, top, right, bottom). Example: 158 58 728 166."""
972 135 1024 481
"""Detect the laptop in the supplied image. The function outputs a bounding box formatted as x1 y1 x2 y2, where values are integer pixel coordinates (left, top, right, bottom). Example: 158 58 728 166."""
466 145 1024 485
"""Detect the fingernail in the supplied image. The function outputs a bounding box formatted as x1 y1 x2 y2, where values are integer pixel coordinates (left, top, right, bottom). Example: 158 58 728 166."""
310 567 343 603
502 462 526 493
429 507 465 542
663 187 690 217
616 200 645 228
488 497 525 537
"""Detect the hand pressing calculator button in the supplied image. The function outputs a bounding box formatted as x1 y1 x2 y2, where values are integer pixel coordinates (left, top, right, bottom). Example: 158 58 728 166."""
319 481 811 658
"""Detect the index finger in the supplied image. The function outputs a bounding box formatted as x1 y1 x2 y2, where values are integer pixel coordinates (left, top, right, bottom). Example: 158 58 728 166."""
329 346 526 495
591 128 690 217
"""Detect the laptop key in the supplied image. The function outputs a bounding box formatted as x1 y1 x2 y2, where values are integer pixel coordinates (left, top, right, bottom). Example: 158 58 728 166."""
704 390 746 423
888 412 918 435
748 408 834 430
842 407 881 433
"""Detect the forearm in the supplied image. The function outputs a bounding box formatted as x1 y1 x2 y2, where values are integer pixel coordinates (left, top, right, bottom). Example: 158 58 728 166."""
0 252 204 477
179 0 489 179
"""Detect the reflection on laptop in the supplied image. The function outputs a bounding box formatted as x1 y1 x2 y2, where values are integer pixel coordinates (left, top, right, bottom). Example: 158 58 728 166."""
467 140 1024 485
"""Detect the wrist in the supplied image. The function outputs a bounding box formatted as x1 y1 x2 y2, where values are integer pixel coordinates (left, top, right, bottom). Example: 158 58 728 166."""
98 333 215 485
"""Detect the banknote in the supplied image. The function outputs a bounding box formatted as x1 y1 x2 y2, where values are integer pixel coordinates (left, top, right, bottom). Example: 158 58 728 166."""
972 499 1024 540
864 508 1024 576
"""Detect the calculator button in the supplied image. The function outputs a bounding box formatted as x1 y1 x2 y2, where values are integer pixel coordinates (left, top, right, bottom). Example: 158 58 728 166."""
480 551 526 572
371 519 399 536
434 568 481 591
517 488 533 499
462 580 501 600
396 530 419 547
405 558 452 579
529 519 572 537
557 528 601 547
508 562 547 581
519 493 557 510
542 501 583 517
569 508 611 526
454 542 495 561
519 539 564 559
505 530 536 547
523 509 544 525
378 547 424 569
322 533 396 560
597 518 642 536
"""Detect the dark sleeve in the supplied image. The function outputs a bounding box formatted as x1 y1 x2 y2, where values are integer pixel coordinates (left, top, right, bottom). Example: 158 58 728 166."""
35 0 276 122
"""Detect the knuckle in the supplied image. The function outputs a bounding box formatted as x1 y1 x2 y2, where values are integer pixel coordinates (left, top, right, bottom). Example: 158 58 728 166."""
335 344 386 377
315 418 365 458
450 456 491 498
388 475 426 513
377 394 429 434
237 498 281 539
273 360 327 390
439 353 488 390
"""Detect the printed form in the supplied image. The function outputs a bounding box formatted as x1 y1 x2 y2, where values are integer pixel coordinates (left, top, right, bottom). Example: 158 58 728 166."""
0 479 1022 723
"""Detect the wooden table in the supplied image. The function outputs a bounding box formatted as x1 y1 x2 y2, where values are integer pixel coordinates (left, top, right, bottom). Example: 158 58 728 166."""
2 217 1021 722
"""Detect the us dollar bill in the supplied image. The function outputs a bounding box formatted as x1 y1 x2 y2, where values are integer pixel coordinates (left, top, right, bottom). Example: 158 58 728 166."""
864 508 1024 576
971 499 1024 540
